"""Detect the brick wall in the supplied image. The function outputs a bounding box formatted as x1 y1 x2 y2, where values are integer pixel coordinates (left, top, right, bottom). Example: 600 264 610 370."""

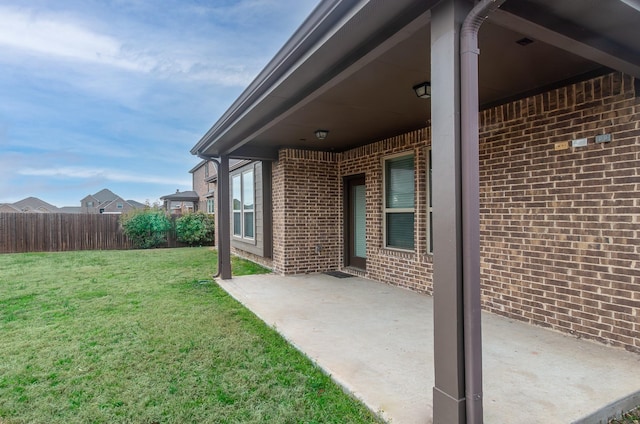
272 131 434 290
272 149 341 274
339 129 433 293
479 72 640 352
269 71 639 352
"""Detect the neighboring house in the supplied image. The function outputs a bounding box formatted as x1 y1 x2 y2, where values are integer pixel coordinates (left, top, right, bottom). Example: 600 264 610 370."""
190 159 255 248
80 189 141 214
3 197 60 213
127 200 147 209
190 160 214 213
58 206 82 214
0 203 22 213
190 1 640 419
160 190 199 214
190 158 244 216
1 191 143 214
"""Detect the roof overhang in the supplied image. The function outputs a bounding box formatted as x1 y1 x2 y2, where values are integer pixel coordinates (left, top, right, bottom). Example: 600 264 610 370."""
189 159 207 174
160 191 200 202
191 0 640 160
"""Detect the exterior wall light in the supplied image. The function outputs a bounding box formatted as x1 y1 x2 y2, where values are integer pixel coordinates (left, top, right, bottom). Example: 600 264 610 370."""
315 129 329 140
412 81 431 99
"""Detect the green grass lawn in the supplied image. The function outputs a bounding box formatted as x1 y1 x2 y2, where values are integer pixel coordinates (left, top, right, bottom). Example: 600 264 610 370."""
610 407 640 424
0 248 382 423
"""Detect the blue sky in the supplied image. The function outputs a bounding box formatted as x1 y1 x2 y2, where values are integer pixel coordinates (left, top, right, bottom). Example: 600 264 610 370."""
0 0 319 207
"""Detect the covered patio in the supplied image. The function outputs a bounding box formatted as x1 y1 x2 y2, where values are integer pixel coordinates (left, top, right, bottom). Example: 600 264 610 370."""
192 1 640 422
218 273 640 424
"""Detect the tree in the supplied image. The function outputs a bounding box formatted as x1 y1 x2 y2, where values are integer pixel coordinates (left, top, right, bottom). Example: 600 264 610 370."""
175 212 215 246
120 209 172 249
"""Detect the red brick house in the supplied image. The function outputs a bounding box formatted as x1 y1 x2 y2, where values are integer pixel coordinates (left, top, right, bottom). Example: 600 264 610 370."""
191 1 640 421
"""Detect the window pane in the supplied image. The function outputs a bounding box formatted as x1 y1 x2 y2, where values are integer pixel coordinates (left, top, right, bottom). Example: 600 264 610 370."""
244 212 254 238
386 212 414 250
385 155 414 209
353 184 366 258
233 212 242 236
232 175 241 211
242 171 254 210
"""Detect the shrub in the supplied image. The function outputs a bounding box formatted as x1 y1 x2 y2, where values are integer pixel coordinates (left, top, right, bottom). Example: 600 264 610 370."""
120 209 173 249
175 212 215 246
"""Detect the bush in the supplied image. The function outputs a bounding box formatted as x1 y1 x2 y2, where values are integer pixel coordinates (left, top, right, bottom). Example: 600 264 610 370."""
175 212 215 246
120 209 173 249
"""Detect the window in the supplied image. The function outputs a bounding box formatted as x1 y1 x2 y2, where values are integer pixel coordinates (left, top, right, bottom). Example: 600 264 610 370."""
383 153 415 250
242 171 254 238
117 202 123 209
232 168 255 239
204 162 209 178
207 198 215 214
232 175 242 236
86 201 94 207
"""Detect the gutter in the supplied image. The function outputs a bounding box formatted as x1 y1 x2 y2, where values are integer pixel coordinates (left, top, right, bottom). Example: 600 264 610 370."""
198 154 222 279
460 0 506 423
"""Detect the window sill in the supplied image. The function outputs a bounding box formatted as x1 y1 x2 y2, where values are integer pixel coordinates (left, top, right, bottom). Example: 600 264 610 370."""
232 236 257 246
379 248 415 258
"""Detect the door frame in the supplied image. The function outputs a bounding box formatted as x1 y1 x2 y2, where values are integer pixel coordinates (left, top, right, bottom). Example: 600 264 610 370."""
343 174 366 270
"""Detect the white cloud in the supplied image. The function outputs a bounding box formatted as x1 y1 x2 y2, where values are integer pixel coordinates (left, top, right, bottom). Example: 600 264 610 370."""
0 5 256 87
0 6 150 72
19 167 190 186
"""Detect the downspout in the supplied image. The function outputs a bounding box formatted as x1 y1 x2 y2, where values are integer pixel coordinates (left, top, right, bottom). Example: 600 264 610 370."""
198 154 222 279
460 1 505 423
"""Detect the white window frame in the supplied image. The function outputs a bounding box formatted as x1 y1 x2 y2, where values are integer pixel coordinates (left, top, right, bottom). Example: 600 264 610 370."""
206 198 215 214
382 152 415 251
231 167 255 241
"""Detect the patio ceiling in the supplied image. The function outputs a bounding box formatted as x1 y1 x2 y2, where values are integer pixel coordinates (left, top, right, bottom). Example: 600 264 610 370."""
192 0 640 159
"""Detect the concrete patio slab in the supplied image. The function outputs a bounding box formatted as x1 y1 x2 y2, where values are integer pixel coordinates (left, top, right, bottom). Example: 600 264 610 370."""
217 273 640 424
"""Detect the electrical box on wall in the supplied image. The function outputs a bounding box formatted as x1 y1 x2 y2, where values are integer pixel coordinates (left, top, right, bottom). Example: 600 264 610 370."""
554 141 569 151
595 133 612 143
572 138 588 147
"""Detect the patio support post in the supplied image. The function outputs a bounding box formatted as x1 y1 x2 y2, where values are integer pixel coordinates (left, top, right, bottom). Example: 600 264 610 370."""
430 0 472 423
217 155 232 280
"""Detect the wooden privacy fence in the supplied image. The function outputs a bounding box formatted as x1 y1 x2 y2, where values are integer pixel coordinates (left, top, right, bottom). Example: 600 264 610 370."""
0 213 211 254
0 213 134 253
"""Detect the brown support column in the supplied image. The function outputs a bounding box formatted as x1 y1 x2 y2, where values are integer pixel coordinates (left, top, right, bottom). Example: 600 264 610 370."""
430 0 472 423
218 155 232 280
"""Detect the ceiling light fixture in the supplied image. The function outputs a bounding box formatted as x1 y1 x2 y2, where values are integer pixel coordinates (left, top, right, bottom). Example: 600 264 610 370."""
314 129 329 140
412 81 431 99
